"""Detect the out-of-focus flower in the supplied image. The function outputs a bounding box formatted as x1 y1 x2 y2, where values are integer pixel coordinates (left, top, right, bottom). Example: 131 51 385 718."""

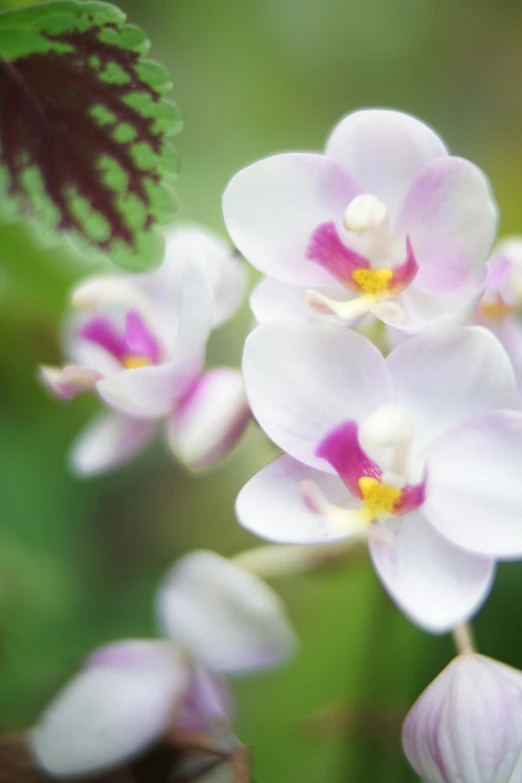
30 551 296 778
236 320 522 632
223 109 496 333
402 653 522 783
475 236 522 407
39 225 250 476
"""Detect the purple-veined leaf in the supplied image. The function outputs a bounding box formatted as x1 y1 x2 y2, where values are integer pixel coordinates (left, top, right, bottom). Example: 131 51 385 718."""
0 1 182 270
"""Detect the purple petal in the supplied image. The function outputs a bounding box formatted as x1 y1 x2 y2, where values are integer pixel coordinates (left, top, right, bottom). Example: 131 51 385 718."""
316 420 381 497
78 317 127 363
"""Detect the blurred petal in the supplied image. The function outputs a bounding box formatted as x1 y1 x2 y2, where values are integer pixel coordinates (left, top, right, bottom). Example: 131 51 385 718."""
424 410 522 558
97 360 198 419
69 413 158 477
174 260 214 366
326 109 447 221
250 277 347 323
39 364 103 401
236 454 352 544
223 153 359 285
144 224 246 328
71 275 149 314
243 319 393 470
386 326 515 454
168 368 250 471
30 640 186 778
156 550 297 674
369 512 495 633
179 663 234 734
398 157 497 291
403 654 522 783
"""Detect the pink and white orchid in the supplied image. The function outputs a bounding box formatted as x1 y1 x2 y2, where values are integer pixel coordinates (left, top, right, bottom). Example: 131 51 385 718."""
236 319 522 633
403 653 522 783
39 224 250 476
31 550 296 778
475 236 522 407
223 109 497 333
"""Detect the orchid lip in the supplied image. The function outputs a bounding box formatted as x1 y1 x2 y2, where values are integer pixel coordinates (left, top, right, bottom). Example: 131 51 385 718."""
78 310 163 370
304 414 426 538
305 222 418 322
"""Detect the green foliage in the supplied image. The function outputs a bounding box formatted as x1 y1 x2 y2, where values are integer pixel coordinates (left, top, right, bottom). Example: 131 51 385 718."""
0 1 181 271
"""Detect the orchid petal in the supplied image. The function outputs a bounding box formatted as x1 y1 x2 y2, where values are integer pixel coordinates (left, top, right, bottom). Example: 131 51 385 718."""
386 326 516 454
30 640 186 778
39 364 103 401
156 551 297 674
69 413 158 477
243 319 393 470
424 410 522 558
388 266 488 333
236 454 353 544
398 156 498 292
97 360 198 419
223 153 359 286
142 224 246 328
168 367 250 471
369 512 495 633
250 278 347 323
326 109 447 221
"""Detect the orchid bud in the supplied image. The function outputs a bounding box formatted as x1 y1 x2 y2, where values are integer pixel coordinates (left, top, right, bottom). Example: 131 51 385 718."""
30 640 187 778
167 367 250 471
402 653 522 783
155 550 297 675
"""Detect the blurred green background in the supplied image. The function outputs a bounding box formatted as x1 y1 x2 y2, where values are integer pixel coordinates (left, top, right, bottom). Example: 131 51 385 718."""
2 0 522 780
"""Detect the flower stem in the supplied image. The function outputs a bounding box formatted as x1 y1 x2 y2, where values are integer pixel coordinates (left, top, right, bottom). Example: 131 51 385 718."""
451 623 476 655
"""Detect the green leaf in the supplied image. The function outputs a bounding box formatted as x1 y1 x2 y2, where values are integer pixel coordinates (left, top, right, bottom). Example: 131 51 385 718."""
0 1 182 271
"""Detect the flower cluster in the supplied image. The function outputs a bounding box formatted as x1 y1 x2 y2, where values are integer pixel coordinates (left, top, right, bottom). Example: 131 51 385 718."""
224 109 522 781
40 224 250 476
35 108 522 782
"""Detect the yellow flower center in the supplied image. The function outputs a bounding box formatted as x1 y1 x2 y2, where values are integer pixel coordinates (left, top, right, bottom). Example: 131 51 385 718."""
358 476 402 521
352 268 394 296
122 354 152 369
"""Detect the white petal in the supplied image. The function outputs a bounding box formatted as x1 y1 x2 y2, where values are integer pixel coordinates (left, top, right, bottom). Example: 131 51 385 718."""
223 153 359 285
424 411 522 558
39 364 104 401
173 260 214 365
69 413 158 477
403 654 522 783
156 550 297 674
369 512 495 633
30 640 186 778
97 359 199 419
71 275 150 314
243 319 393 470
386 326 516 453
326 109 447 221
250 278 348 324
168 367 250 471
142 224 246 328
388 266 488 334
398 156 498 291
236 454 352 544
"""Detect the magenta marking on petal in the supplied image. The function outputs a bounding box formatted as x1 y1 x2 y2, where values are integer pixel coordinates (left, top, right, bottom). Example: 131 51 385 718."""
78 317 127 362
390 236 419 292
316 420 381 498
125 311 161 364
394 473 427 514
306 222 370 287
